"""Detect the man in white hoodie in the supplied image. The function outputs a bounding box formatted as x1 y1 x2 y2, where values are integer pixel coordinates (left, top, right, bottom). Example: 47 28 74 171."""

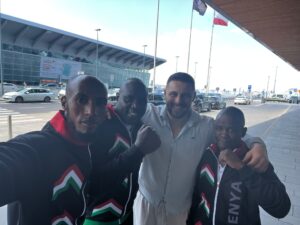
133 72 269 225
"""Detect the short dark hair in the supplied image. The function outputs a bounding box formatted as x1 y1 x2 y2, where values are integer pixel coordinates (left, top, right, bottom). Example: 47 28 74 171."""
166 72 195 90
216 106 245 128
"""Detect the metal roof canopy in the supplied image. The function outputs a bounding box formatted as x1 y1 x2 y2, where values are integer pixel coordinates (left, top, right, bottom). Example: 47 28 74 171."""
204 0 300 71
0 13 166 70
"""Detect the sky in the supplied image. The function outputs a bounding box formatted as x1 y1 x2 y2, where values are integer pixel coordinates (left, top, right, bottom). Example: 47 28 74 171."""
1 0 299 93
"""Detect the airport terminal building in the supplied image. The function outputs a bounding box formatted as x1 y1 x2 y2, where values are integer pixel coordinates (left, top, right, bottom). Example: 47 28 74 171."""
0 14 166 87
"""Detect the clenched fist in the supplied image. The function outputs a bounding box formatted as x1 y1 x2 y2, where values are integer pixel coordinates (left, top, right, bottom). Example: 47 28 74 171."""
134 125 161 155
219 149 244 170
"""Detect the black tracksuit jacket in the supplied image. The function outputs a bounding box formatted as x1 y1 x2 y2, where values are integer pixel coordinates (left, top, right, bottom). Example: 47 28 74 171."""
187 143 291 225
0 110 143 225
85 106 143 225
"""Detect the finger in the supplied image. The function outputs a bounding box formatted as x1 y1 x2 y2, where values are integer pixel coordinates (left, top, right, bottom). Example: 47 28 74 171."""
242 151 251 164
138 124 149 133
218 152 226 163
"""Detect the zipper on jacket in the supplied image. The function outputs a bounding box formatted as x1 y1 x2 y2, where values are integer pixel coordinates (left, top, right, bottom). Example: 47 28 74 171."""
113 112 134 218
76 145 92 225
121 172 133 218
211 149 226 225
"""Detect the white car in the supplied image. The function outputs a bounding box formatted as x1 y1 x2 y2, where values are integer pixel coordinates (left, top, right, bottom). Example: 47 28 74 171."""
3 87 55 103
234 95 251 105
0 82 19 93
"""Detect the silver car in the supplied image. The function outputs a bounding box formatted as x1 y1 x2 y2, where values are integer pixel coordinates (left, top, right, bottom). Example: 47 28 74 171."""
3 87 55 103
234 95 251 105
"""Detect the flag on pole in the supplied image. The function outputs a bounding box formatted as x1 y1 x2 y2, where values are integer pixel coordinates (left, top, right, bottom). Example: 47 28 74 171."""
213 13 228 26
193 0 207 16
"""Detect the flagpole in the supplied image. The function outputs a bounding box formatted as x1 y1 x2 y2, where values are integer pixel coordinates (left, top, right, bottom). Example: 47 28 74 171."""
187 1 194 73
153 0 160 96
205 10 215 93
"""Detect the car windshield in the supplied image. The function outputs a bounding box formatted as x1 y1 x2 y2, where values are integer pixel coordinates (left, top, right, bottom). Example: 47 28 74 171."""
16 88 27 92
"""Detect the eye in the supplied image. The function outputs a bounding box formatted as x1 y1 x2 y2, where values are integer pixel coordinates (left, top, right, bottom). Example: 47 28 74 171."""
123 96 133 104
77 95 88 105
169 92 177 97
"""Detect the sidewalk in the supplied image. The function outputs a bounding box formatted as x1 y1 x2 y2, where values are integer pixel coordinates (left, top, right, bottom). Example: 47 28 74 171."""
257 105 300 225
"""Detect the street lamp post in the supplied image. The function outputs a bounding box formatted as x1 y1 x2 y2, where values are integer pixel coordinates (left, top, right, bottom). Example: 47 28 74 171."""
0 0 4 95
273 66 278 94
95 28 101 78
142 44 147 72
266 75 270 98
175 56 179 72
194 61 198 80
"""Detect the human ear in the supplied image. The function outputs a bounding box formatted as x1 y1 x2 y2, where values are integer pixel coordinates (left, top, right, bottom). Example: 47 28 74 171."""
241 127 247 137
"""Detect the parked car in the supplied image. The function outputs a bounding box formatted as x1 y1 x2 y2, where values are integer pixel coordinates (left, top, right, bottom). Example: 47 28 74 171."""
234 95 251 105
40 83 60 89
148 94 165 105
288 95 299 104
107 95 118 106
207 96 226 109
192 94 212 113
266 94 288 102
3 87 55 103
0 82 19 94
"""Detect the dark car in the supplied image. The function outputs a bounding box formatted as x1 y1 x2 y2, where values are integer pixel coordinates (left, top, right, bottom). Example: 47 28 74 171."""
192 94 212 113
148 94 165 106
207 96 226 109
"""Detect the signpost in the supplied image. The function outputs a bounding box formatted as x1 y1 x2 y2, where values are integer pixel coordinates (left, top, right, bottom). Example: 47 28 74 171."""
248 84 252 92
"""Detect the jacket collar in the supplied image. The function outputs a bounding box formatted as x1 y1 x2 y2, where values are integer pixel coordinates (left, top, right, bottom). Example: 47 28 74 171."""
50 110 88 146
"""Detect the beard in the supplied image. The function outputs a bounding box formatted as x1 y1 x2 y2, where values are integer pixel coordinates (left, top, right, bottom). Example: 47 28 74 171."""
166 102 190 119
66 116 98 143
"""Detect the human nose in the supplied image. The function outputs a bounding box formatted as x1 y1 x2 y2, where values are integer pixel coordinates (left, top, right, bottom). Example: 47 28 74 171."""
131 99 138 109
174 95 183 104
84 100 96 116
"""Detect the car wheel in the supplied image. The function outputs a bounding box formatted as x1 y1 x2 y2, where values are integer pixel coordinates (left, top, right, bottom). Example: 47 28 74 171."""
44 96 51 102
15 96 23 103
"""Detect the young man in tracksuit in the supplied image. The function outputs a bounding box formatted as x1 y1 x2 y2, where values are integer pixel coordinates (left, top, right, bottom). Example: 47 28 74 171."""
1 75 160 225
0 75 108 224
187 106 291 225
84 78 152 225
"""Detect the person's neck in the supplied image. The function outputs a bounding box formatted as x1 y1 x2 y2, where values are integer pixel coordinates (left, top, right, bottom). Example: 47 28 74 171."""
167 110 191 138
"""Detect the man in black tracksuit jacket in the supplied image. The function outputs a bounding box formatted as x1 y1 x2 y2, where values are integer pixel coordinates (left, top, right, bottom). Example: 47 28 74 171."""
1 75 160 225
84 78 150 225
187 107 290 225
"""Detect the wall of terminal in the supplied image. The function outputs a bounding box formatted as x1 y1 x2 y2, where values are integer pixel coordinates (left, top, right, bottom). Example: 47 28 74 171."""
0 43 150 88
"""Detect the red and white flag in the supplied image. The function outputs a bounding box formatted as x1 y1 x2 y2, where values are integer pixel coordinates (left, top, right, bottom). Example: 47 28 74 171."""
213 13 228 26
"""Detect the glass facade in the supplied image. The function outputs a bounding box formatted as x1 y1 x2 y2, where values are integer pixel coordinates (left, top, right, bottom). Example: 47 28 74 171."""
0 43 150 87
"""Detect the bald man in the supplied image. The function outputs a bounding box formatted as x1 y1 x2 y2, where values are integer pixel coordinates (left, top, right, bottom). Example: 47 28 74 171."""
84 78 161 225
1 75 111 224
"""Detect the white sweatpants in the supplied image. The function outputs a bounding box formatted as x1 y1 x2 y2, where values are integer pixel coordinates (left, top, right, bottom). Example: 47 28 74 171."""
133 191 188 225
